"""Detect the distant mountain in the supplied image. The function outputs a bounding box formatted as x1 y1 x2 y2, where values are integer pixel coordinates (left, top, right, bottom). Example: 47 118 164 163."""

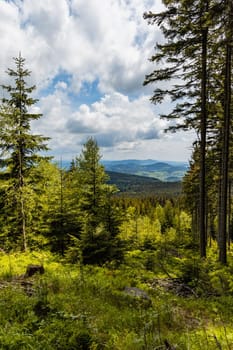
57 158 188 182
102 159 188 182
107 171 181 195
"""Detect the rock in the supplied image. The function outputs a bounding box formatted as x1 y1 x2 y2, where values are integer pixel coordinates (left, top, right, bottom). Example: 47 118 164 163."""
124 286 150 301
150 278 198 297
164 339 176 349
25 264 44 277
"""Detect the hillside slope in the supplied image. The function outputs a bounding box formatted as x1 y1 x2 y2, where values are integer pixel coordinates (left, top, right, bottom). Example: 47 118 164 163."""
103 159 188 182
107 171 181 195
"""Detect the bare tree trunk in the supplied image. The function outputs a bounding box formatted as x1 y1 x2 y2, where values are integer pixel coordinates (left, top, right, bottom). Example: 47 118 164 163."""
219 0 232 264
19 146 27 251
59 159 65 255
228 178 231 249
200 21 208 258
21 193 27 251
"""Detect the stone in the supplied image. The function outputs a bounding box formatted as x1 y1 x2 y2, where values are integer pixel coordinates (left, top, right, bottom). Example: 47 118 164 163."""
25 264 44 277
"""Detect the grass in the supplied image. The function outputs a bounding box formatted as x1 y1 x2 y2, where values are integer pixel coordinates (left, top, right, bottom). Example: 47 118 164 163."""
1 248 233 349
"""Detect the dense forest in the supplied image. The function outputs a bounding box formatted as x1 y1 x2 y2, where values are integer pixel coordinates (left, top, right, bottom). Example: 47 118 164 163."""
0 0 233 348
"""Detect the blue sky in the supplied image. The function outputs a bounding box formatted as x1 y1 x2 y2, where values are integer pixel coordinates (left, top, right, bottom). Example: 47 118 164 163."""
0 0 195 161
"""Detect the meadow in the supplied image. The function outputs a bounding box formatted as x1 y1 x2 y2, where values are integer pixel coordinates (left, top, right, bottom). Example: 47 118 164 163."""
1 221 233 350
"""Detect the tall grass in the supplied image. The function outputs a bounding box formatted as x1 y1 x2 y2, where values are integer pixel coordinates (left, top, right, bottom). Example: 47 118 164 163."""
0 249 233 349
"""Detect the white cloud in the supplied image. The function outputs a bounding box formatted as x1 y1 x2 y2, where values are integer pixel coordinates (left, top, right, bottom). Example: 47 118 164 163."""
66 92 167 143
33 89 194 161
0 0 160 92
0 0 194 161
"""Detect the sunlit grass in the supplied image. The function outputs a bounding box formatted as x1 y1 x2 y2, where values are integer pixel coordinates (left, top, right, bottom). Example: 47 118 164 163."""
1 247 233 349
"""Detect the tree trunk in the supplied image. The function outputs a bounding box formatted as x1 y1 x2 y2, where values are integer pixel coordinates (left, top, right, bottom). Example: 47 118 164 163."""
228 178 231 249
21 194 27 251
19 145 27 251
219 0 232 264
199 22 208 258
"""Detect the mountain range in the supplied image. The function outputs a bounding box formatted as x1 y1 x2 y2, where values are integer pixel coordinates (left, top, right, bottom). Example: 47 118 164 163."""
106 171 182 195
102 159 188 182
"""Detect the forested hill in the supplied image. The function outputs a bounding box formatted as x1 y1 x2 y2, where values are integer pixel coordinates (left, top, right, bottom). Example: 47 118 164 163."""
59 159 183 195
106 171 182 195
102 159 188 182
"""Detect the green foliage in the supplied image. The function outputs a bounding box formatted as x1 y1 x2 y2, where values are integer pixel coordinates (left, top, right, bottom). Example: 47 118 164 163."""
0 55 50 251
69 138 124 265
144 0 233 264
107 170 182 193
1 243 233 349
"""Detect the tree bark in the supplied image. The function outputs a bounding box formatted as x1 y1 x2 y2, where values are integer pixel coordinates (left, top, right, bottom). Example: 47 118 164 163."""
219 0 232 264
200 22 208 258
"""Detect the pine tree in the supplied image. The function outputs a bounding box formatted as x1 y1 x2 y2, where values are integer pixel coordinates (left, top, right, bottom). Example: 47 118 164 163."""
144 0 213 257
0 54 50 250
76 137 109 219
75 138 123 265
143 0 233 260
218 0 233 264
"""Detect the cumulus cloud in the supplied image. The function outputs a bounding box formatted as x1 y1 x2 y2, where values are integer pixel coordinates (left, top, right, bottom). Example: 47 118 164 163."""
65 92 167 145
0 0 160 93
33 90 168 156
0 0 194 161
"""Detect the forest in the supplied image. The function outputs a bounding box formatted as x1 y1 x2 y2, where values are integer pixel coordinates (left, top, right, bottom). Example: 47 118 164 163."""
0 0 233 349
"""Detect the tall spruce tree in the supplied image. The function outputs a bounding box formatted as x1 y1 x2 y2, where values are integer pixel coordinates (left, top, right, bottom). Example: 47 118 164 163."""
218 0 233 264
74 138 123 265
143 0 213 257
145 0 232 263
0 54 49 250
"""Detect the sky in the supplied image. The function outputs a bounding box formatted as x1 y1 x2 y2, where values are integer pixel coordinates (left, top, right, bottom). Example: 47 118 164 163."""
0 0 195 162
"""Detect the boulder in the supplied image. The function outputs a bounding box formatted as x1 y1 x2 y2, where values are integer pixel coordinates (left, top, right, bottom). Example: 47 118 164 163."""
25 264 44 277
124 286 150 301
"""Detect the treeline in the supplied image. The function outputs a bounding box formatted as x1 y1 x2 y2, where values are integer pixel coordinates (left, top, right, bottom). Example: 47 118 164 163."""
144 0 233 264
107 171 182 195
0 135 123 265
1 11 232 267
0 55 124 264
0 54 188 268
